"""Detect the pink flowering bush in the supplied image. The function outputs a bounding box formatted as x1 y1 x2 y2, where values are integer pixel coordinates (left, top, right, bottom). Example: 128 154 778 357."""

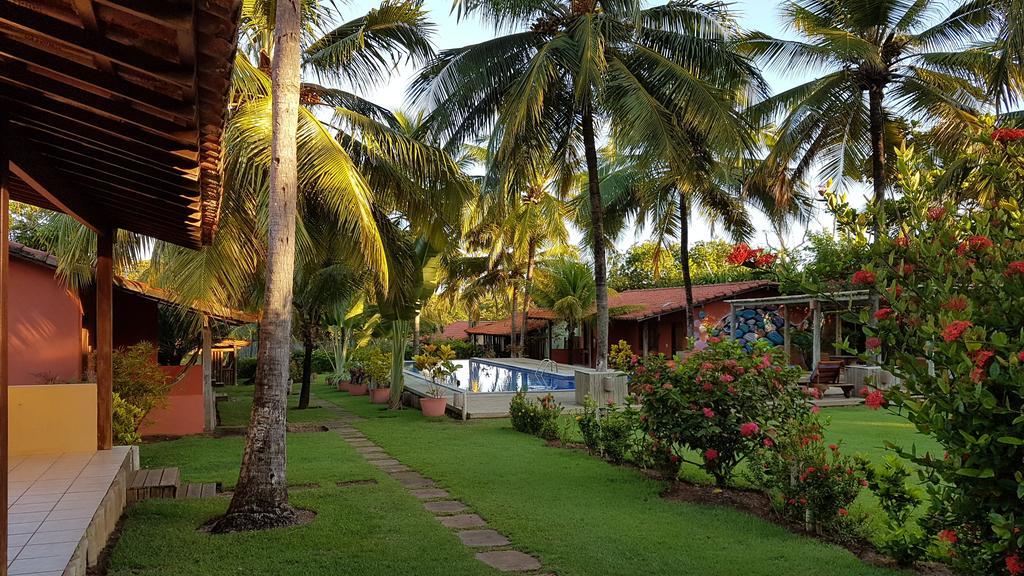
630 339 807 485
827 136 1024 574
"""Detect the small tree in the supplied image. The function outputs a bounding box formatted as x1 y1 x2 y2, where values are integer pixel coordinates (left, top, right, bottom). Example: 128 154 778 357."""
111 342 172 436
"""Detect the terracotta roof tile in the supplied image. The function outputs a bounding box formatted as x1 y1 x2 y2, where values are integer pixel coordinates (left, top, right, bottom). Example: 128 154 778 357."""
465 318 547 336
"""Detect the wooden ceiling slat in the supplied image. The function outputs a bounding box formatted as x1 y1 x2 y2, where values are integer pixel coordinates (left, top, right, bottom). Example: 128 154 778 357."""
12 115 197 173
93 0 193 28
47 164 201 214
0 63 197 137
0 37 190 112
21 136 198 195
4 92 200 161
0 2 193 88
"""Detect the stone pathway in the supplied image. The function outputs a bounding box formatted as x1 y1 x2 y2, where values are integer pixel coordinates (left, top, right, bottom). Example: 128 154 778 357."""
316 396 548 574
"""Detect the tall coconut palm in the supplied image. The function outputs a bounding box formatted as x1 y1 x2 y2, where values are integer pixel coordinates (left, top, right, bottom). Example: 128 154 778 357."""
411 0 764 370
210 0 305 533
741 0 1007 234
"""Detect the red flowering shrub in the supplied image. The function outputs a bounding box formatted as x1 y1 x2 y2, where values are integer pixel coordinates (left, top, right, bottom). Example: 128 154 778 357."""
749 414 866 533
630 339 807 485
828 138 1024 575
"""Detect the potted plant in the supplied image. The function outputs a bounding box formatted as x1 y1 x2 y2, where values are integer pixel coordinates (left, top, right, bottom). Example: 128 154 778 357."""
348 365 369 395
365 346 392 404
333 369 350 392
413 344 457 417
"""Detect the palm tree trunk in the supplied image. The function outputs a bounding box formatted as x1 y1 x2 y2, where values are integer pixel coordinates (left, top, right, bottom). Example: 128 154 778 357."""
298 327 313 409
339 326 350 373
520 242 536 358
582 103 608 371
868 84 886 238
679 191 694 350
568 322 576 366
413 314 421 355
389 319 409 409
211 0 300 533
510 285 519 357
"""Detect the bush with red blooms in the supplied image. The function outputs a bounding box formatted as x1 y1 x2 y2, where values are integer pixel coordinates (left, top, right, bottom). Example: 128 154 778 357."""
825 135 1024 574
748 413 867 534
629 339 807 485
726 243 777 269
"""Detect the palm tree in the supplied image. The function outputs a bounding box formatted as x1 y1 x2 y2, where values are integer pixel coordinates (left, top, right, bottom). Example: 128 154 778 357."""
531 257 596 366
741 0 1004 233
602 146 811 346
412 0 764 370
211 0 305 533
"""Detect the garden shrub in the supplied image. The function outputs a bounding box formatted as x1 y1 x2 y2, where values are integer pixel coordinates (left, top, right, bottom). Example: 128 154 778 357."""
597 403 637 464
608 340 634 371
112 392 143 445
510 392 563 440
823 135 1024 575
629 339 807 484
236 357 257 384
749 413 866 534
577 396 602 454
112 342 171 415
863 456 927 566
423 338 481 359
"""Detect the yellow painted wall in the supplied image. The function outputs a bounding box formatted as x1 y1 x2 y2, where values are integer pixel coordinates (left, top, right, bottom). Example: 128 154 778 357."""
10 384 97 455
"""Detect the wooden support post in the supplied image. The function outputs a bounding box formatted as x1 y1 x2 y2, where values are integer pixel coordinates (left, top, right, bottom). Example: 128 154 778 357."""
811 299 822 370
641 321 649 356
96 228 114 450
782 305 791 364
202 315 214 432
1 118 11 576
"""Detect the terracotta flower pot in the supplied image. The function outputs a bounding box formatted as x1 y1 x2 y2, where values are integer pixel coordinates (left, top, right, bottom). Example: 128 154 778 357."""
349 383 368 396
337 380 350 392
370 388 390 404
420 396 447 417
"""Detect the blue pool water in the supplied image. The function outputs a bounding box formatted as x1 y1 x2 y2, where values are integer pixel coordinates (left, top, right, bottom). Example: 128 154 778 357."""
406 358 575 393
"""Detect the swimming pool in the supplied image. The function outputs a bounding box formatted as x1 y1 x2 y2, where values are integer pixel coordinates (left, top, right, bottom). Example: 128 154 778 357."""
406 358 576 393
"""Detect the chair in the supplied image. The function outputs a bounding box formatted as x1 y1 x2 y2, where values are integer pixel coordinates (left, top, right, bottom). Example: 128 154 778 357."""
809 360 853 397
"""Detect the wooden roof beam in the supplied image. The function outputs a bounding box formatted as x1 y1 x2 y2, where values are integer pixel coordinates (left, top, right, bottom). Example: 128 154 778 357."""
8 153 104 233
3 91 200 161
92 0 193 28
0 63 197 137
0 2 194 88
0 38 190 111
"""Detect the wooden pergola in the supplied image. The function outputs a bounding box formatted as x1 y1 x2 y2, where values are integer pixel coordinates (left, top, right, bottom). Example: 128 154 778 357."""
0 0 241 573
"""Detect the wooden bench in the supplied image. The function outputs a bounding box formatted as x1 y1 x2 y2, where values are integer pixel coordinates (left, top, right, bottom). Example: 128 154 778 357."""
128 467 180 503
810 361 854 398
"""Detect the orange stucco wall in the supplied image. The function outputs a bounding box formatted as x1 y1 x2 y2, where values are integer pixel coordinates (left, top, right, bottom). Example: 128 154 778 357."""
8 258 84 386
139 365 206 437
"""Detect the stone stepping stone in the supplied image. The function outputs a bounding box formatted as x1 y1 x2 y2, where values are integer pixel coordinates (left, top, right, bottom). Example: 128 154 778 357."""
474 551 541 572
355 446 386 455
369 458 402 467
348 440 376 447
364 453 397 462
438 513 487 529
424 500 467 515
392 472 435 489
377 463 411 473
411 488 450 500
458 529 510 548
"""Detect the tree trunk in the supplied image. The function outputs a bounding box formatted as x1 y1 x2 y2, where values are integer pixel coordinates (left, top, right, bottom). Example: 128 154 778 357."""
211 0 300 532
520 242 537 359
413 314 421 355
389 319 409 409
868 84 887 238
679 191 695 350
339 326 350 374
567 323 575 366
582 103 608 371
509 285 519 357
298 327 313 409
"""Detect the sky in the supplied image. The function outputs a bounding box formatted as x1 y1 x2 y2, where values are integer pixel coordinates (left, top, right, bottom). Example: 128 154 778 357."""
342 0 860 254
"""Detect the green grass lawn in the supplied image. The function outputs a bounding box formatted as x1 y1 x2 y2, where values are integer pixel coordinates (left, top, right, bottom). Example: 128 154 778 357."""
114 430 498 576
111 377 936 576
215 384 335 426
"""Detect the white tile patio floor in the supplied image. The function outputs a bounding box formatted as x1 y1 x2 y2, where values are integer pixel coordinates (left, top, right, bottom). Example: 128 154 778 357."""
7 447 133 576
